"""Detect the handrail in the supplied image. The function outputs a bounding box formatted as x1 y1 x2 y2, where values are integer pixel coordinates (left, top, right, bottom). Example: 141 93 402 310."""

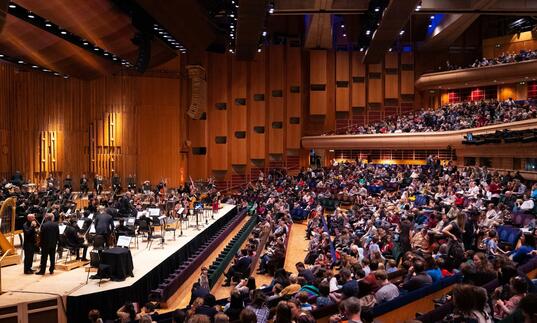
0 248 13 295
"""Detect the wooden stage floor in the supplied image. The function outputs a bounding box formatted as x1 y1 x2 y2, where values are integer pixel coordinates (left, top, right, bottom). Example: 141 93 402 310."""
0 204 236 310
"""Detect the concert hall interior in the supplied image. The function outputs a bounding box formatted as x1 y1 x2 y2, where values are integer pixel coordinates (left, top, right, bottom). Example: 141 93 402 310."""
3 1 537 323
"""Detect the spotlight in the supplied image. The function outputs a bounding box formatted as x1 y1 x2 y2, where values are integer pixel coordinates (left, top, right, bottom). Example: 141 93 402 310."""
389 48 392 52
0 54 4 57
93 48 99 51
63 76 69 79
104 53 109 56
229 14 234 18
360 47 364 52
428 24 432 28
53 72 59 76
415 5 421 11
83 41 89 46
43 69 49 72
229 48 233 53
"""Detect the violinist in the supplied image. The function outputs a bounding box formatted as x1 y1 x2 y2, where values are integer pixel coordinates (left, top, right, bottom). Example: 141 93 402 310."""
23 214 37 274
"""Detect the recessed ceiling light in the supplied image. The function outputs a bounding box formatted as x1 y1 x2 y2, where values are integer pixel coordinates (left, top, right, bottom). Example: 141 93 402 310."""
257 48 262 53
8 4 15 8
262 31 267 37
0 54 4 57
45 23 52 27
268 8 274 14
374 7 380 12
343 33 347 37
341 24 345 28
93 48 99 51
430 15 435 19
399 30 405 35
428 24 432 28
83 41 89 46
104 53 109 56
60 31 67 35
17 60 24 64
366 30 371 35
63 76 69 79
32 65 38 68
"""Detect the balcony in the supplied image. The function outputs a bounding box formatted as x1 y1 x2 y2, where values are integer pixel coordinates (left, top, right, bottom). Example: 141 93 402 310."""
301 119 537 150
415 59 537 90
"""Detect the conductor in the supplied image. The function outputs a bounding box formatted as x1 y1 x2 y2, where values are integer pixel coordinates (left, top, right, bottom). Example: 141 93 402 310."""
94 206 115 248
36 213 59 275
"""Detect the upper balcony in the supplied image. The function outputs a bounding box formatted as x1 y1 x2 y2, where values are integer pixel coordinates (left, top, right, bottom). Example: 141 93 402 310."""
415 59 537 90
301 119 537 150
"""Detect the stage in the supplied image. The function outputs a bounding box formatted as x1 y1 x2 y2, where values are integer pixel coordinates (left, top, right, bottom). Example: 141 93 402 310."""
0 204 238 323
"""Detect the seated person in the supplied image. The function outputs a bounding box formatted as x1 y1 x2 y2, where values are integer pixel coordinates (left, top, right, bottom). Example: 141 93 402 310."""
401 259 432 292
223 249 251 286
64 218 88 261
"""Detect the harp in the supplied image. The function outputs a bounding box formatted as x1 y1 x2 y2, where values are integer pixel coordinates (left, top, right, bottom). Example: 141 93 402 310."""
0 197 21 267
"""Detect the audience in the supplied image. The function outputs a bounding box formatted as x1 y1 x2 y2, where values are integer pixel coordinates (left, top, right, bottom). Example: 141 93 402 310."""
326 99 537 135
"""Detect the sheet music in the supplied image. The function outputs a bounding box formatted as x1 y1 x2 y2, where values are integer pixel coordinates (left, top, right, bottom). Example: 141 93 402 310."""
114 221 120 227
127 217 136 225
88 213 94 220
66 209 72 215
148 208 160 216
59 224 66 235
137 211 145 219
158 215 166 220
89 224 96 234
177 207 185 214
77 220 85 228
116 235 132 248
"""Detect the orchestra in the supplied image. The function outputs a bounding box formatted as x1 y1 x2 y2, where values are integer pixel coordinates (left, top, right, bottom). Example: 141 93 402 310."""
0 172 220 276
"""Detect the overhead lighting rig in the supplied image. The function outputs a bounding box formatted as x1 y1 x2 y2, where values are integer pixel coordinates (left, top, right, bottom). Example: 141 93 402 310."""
0 52 69 78
152 23 186 54
7 2 134 68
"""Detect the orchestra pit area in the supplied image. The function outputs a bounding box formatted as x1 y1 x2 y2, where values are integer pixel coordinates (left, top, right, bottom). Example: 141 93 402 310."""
2 1 537 323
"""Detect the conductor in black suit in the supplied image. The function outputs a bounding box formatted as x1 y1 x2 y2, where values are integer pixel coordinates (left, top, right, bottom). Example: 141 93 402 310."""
222 249 251 286
36 213 59 275
94 206 115 248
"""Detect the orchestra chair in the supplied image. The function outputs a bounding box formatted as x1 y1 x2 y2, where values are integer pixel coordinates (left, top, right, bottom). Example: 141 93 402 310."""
137 219 151 241
164 217 178 240
85 250 110 286
58 235 77 263
147 225 164 250
180 212 189 229
92 235 106 251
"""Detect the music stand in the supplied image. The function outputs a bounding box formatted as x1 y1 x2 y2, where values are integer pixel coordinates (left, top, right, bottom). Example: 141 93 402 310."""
116 236 132 248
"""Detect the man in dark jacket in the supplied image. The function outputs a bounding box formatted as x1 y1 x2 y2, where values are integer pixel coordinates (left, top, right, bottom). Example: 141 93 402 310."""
36 213 59 275
401 259 433 291
22 214 37 274
222 249 251 286
94 207 114 248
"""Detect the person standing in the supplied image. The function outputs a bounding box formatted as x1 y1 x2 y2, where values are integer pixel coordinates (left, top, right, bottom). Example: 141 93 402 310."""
80 173 89 196
94 207 115 248
22 214 37 274
36 213 59 275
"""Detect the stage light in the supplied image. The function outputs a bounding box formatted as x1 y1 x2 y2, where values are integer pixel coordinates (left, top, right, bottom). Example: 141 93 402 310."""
415 5 421 11
389 48 392 52
428 24 432 28
93 48 99 51
0 54 4 57
360 47 364 52
229 14 234 18
104 53 109 56
83 41 89 46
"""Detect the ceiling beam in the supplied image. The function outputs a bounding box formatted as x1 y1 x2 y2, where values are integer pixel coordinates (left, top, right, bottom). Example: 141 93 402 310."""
236 0 267 60
419 0 500 51
304 0 333 49
134 0 216 63
363 0 420 64
419 0 537 13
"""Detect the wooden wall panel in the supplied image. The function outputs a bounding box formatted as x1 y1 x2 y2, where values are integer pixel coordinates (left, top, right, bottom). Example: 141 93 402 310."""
368 63 383 104
385 53 399 99
351 52 366 108
286 47 302 149
208 54 229 171
230 59 248 165
309 50 328 115
268 46 285 154
249 52 266 159
401 52 414 95
336 51 350 112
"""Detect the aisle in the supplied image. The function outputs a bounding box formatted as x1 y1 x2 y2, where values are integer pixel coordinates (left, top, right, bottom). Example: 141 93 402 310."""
163 216 251 310
283 222 308 273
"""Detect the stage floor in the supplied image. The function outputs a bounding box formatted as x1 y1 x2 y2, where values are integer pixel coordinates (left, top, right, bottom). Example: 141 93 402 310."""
0 204 236 308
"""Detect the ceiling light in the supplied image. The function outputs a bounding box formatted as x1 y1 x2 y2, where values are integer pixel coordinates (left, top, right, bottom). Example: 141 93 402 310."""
63 76 69 79
341 24 345 28
45 23 52 27
428 24 432 28
93 48 99 51
360 47 364 52
366 30 371 35
399 30 405 35
28 13 35 19
8 4 15 8
374 7 380 12
32 65 38 68
229 14 234 18
113 57 117 61
389 48 392 52
43 69 49 72
229 49 233 53
430 15 435 19
104 53 109 56
415 5 421 11
17 60 24 64
0 54 4 57
262 31 267 37
343 33 347 37
60 31 67 35
54 72 59 76
268 8 274 14
258 48 262 53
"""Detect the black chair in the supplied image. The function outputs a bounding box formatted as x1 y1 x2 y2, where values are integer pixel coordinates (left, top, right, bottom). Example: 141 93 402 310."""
93 234 106 251
86 250 110 286
164 217 178 240
58 234 77 262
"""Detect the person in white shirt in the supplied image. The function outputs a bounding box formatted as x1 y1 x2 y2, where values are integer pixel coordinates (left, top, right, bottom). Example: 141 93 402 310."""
520 195 535 212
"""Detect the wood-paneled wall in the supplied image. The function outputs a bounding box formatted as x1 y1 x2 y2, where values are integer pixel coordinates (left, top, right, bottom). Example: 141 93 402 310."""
1 46 417 185
0 60 185 187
